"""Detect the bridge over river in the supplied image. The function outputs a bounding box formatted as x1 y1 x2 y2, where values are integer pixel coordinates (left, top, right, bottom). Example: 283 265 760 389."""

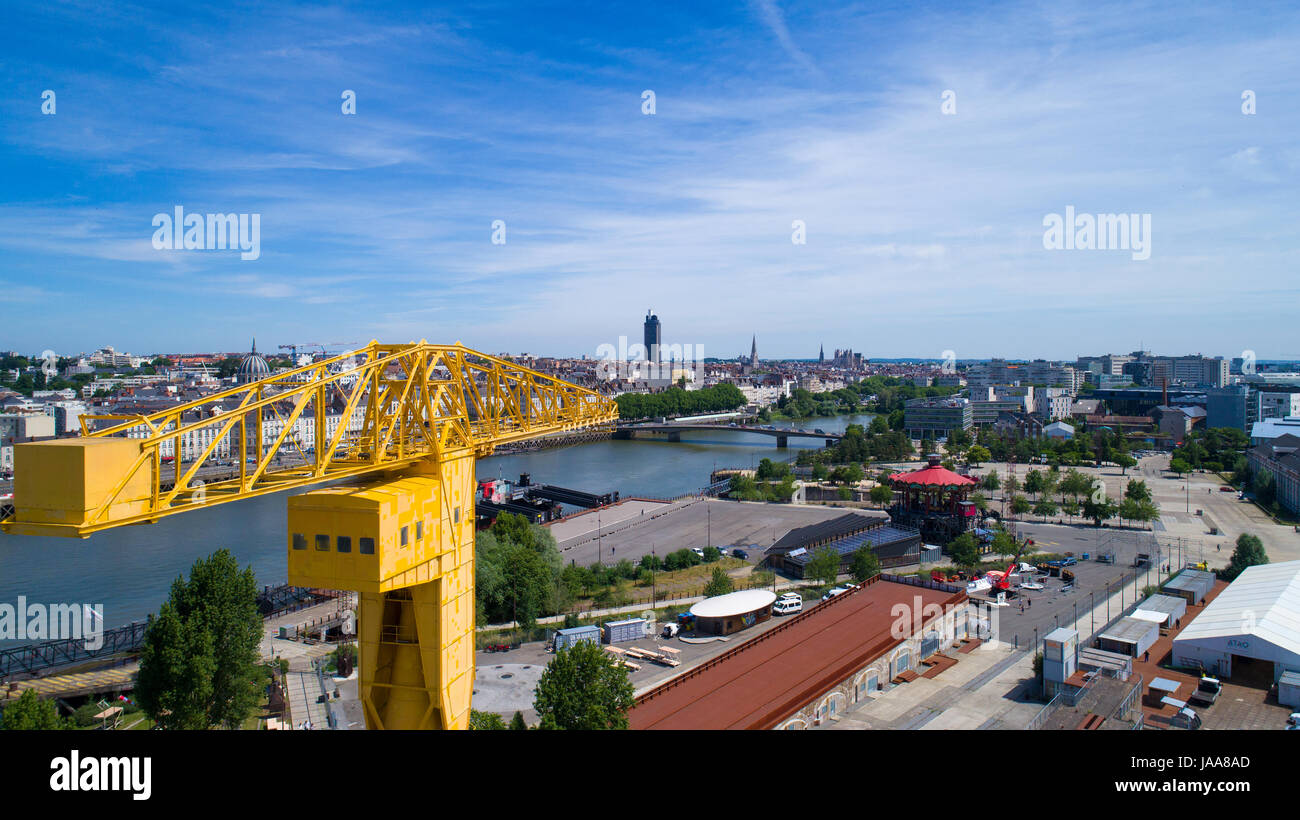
613 422 842 448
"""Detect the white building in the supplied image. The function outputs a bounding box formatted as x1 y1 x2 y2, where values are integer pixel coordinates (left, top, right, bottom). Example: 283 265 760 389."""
1171 560 1300 700
123 407 369 460
1249 416 1300 445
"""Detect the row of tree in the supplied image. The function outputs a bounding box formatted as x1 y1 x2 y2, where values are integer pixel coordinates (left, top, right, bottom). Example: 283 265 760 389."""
614 383 747 421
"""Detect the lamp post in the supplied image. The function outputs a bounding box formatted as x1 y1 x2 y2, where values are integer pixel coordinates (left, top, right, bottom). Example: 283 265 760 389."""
597 510 602 565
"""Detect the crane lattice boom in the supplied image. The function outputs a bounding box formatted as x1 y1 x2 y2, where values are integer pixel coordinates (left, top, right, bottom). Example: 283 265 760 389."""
1 341 617 538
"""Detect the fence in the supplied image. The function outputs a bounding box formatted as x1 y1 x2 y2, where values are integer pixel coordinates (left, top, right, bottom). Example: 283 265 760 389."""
0 620 149 679
1027 668 1144 730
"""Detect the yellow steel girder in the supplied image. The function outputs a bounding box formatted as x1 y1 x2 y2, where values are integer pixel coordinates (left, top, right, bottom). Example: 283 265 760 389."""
1 341 616 538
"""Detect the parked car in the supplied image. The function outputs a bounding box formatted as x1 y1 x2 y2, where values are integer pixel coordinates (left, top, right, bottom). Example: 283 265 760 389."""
821 585 857 601
691 547 705 558
1286 713 1300 730
661 622 679 638
732 548 748 559
1060 557 1077 566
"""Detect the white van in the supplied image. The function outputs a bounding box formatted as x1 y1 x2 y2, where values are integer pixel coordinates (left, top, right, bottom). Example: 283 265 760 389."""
773 597 803 615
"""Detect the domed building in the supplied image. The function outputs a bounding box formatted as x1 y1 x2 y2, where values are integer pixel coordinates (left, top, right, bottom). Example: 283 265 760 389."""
236 338 271 384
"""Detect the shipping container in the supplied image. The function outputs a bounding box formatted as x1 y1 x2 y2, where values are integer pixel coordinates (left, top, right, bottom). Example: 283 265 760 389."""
553 625 600 651
603 618 646 644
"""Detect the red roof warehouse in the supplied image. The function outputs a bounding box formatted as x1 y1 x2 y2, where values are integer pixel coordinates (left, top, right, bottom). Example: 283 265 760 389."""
629 575 969 730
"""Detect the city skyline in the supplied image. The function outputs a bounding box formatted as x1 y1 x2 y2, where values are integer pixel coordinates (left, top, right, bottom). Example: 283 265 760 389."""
2 2 1299 359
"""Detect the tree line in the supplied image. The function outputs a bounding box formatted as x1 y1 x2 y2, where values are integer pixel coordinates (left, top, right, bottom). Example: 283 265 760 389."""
615 383 747 421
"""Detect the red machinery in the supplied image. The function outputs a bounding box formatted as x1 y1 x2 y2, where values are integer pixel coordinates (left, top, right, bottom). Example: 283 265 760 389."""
986 541 1027 592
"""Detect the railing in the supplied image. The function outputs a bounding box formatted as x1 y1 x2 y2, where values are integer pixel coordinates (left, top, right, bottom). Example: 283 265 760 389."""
0 620 148 678
1027 668 1143 730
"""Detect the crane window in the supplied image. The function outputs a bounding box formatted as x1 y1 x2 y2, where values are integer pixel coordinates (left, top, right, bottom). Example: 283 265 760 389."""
400 526 408 547
337 536 352 553
359 537 375 555
415 521 423 541
292 533 307 550
315 534 329 551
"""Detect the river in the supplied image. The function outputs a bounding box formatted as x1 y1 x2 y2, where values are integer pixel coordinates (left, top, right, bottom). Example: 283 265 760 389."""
0 413 873 640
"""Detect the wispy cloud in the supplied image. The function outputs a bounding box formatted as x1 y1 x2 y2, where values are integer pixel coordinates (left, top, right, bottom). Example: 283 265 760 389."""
1 1 1298 359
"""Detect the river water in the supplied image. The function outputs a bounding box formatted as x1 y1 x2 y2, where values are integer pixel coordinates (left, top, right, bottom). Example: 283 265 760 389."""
0 413 873 639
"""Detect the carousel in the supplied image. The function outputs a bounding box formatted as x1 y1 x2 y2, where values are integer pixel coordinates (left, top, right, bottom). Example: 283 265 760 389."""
887 453 978 544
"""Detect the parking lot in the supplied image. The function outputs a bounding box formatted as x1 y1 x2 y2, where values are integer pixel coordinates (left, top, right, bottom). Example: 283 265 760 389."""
968 522 1169 653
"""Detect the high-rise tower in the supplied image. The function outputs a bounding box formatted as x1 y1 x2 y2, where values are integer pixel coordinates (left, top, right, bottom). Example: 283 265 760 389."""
643 310 661 364
750 335 758 366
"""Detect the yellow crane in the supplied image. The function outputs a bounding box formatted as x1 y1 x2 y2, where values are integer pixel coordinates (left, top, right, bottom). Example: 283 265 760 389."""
0 341 617 729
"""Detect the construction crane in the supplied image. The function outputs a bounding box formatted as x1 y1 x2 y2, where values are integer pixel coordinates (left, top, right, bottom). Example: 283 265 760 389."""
0 341 618 730
278 341 359 363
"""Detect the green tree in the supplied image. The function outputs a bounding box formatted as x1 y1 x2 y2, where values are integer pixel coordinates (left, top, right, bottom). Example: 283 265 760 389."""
470 710 508 730
1169 458 1191 476
1115 453 1136 475
1033 498 1058 521
1081 496 1118 527
990 530 1018 559
510 711 528 730
1224 533 1269 581
981 471 1001 491
702 546 722 562
966 445 991 466
0 689 68 730
1023 469 1044 499
534 641 635 730
1124 479 1151 504
870 483 894 507
850 546 881 583
948 533 981 568
1011 495 1031 516
704 566 734 597
135 549 262 730
806 546 842 587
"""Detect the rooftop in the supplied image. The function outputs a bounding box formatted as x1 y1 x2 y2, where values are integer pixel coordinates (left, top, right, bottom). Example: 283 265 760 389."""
1174 560 1300 659
629 575 964 730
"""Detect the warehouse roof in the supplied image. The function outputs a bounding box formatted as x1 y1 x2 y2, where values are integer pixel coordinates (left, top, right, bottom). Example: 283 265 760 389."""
1132 594 1187 618
1174 560 1300 658
1164 569 1216 593
630 576 965 730
1098 616 1158 645
768 512 888 555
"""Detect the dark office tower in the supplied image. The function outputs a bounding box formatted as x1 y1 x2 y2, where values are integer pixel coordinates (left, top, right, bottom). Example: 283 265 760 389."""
644 310 661 363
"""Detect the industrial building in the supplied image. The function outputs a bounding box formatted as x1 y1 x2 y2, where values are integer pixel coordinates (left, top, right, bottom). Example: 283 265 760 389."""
628 575 970 730
1171 560 1300 701
1131 593 1187 628
764 512 921 576
1096 616 1160 659
1162 567 1216 605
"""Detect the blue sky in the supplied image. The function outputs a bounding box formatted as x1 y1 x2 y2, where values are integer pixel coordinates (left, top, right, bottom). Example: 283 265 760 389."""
1 1 1298 361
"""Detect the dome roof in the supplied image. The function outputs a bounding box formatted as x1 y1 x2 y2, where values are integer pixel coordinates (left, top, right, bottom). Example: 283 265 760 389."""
888 453 976 487
237 338 271 384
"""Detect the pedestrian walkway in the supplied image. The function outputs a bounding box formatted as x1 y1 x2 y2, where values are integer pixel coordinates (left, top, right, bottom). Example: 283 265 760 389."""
285 666 331 730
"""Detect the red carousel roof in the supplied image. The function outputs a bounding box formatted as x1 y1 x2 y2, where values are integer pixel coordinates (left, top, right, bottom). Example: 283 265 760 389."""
889 455 976 487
